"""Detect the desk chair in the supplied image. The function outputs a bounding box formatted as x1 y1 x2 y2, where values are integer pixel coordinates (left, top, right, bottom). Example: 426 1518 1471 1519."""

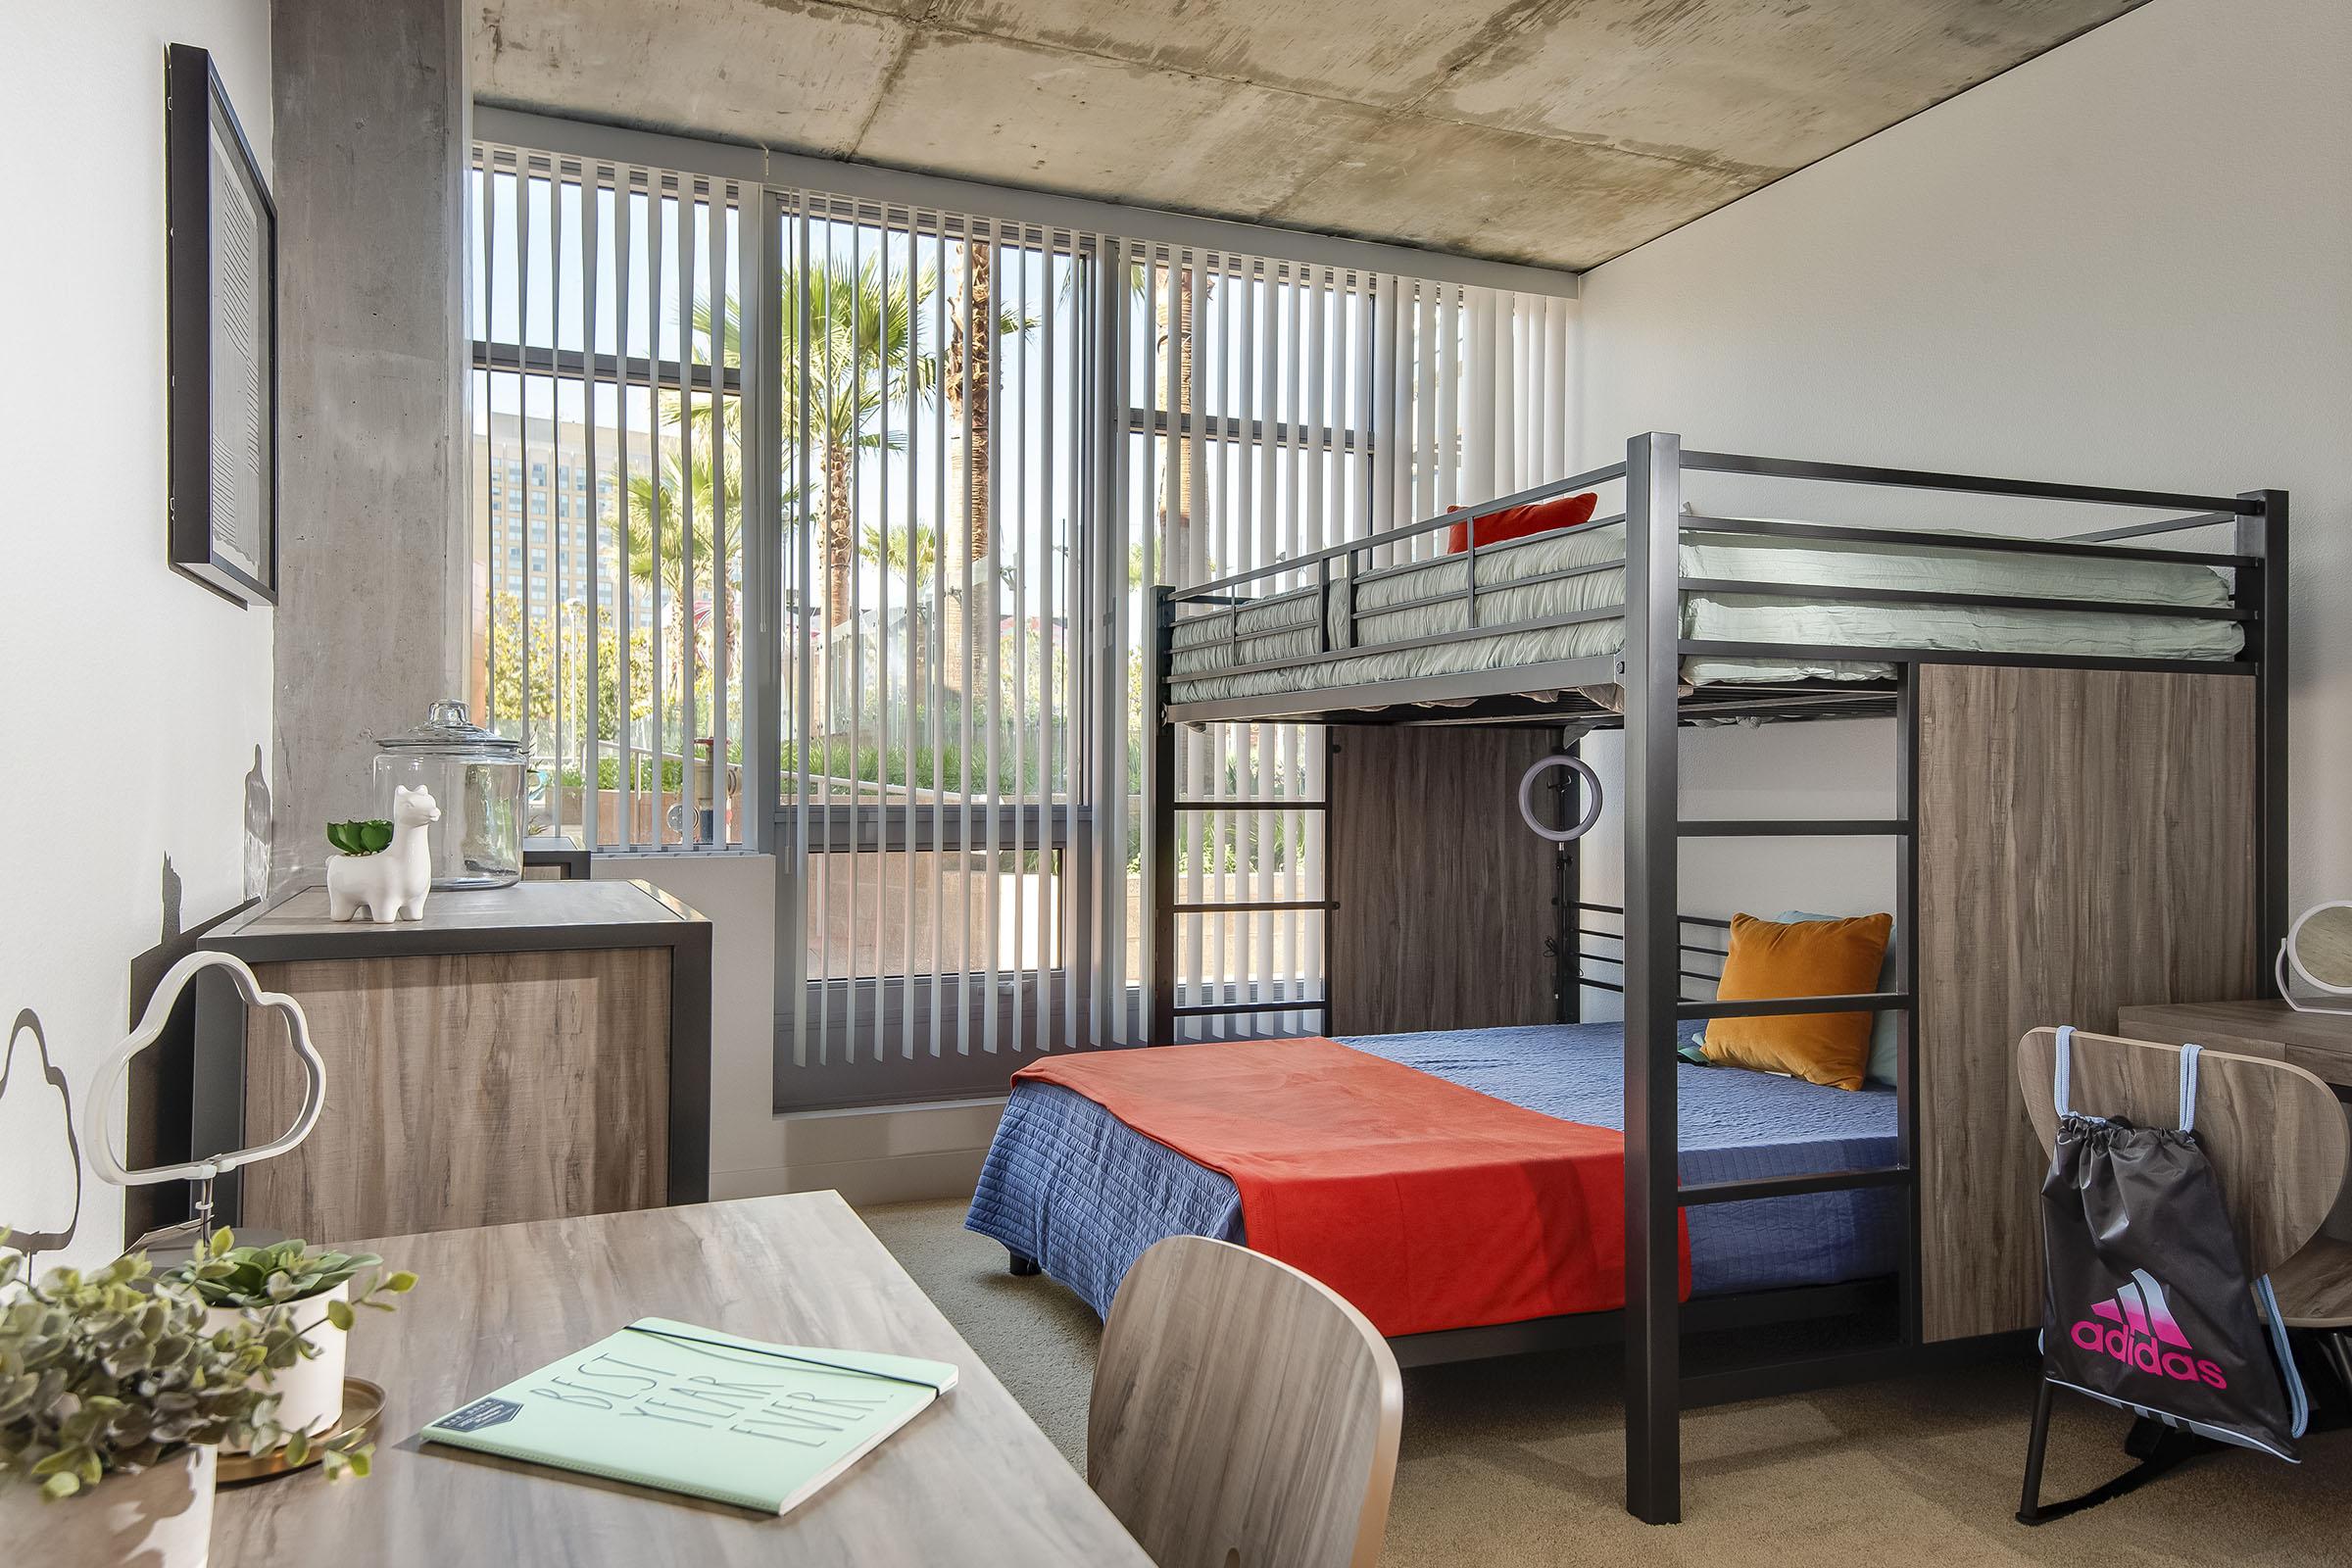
1090 1236 1402 1568
2016 1026 2347 1518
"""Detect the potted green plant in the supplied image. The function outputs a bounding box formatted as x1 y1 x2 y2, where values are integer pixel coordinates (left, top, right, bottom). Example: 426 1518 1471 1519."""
165 1230 415 1441
0 1238 299 1568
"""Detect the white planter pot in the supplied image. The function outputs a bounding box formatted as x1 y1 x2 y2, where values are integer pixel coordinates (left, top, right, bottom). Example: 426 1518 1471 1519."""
205 1280 349 1438
0 1443 215 1568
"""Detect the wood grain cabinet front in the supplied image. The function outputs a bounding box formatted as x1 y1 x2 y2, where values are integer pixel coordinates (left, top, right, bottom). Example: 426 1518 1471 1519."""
189 879 711 1243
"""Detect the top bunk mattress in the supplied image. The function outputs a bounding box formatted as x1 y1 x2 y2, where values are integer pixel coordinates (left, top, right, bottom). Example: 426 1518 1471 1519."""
1166 518 2243 708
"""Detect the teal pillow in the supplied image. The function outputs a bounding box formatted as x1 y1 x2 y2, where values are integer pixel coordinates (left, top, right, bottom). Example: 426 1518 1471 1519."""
1777 909 1899 1085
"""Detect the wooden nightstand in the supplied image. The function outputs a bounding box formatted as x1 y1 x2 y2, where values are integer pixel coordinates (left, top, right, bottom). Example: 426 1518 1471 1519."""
2117 999 2352 1097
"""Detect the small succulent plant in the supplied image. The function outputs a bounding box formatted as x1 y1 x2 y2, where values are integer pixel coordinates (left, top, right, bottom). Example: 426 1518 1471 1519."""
166 1230 416 1324
0 1237 289 1500
326 819 395 856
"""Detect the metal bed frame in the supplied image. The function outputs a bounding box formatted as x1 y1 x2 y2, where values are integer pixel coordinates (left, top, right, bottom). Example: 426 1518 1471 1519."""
1144 431 2289 1524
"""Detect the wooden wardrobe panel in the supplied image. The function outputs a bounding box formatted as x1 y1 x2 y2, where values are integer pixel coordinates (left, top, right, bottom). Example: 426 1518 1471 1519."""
239 949 670 1243
1326 726 1557 1036
1916 664 2257 1342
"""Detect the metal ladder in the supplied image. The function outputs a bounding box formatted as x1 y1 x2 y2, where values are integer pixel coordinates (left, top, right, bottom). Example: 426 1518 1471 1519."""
1618 431 1926 1524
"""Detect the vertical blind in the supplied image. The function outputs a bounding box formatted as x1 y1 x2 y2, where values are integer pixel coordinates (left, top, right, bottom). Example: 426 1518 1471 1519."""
469 143 752 852
469 136 1574 1106
1123 257 1579 1044
773 197 1093 1102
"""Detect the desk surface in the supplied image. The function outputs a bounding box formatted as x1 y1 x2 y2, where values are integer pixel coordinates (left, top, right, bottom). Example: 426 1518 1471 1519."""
210 1195 1149 1567
2119 999 2352 1090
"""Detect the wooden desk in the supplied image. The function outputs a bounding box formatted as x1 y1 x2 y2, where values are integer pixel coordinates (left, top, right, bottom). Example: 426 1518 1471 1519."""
211 1195 1150 1567
2118 999 2352 1094
192 879 711 1239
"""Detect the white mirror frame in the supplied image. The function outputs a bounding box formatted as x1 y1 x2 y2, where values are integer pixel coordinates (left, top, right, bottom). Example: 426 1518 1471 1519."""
2277 900 2352 1015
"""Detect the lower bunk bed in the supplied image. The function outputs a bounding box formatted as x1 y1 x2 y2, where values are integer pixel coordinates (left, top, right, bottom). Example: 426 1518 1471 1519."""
966 1022 1901 1361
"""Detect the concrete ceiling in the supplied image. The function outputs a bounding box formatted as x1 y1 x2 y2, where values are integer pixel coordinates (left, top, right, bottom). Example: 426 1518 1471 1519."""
471 0 2145 271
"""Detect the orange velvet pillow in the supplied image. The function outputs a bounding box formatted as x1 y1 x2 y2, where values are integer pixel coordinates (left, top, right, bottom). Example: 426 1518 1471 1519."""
1444 490 1599 554
1701 912 1893 1092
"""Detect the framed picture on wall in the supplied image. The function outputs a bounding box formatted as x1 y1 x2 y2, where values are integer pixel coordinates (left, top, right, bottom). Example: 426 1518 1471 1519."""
166 42 277 607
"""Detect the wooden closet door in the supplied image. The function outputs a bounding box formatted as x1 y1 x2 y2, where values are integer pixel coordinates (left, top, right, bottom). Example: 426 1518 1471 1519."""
1915 663 2256 1341
1326 726 1559 1036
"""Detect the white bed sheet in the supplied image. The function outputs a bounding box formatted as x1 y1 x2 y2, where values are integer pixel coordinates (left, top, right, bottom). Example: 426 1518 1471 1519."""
1166 520 2241 706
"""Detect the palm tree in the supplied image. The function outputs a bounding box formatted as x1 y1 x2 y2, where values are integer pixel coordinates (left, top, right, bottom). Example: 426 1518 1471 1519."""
701 259 940 628
804 258 942 628
859 520 941 579
624 446 741 723
942 244 996 565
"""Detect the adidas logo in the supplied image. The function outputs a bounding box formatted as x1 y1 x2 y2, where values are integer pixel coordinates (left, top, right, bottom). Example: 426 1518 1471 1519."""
2069 1268 2228 1389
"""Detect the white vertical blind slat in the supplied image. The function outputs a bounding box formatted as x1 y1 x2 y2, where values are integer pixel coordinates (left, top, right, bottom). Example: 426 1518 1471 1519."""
980 218 1004 1054
1008 223 1031 1054
928 207 951 1058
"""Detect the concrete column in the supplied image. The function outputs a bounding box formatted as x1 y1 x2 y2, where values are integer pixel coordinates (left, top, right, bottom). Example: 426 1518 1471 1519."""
269 0 470 891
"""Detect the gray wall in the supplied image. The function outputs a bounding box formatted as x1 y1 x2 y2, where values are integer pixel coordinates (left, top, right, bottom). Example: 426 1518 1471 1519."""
270 0 471 890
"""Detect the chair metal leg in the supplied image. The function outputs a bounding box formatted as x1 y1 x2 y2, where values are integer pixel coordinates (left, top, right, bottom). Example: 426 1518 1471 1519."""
2018 1379 2216 1527
2017 1379 2057 1524
2318 1331 2352 1404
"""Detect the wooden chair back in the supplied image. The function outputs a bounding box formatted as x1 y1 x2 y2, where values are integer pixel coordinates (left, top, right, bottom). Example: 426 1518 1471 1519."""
1089 1236 1402 1568
2017 1025 2347 1276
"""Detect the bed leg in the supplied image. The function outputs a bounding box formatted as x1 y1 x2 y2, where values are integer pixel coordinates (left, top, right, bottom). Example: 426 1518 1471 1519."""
1008 1252 1041 1278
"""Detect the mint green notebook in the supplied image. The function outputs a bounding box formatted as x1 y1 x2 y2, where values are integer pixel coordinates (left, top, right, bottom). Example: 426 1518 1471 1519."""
419 1318 956 1514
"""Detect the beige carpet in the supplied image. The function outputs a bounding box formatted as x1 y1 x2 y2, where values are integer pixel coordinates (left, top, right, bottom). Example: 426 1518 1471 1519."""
860 1198 2352 1566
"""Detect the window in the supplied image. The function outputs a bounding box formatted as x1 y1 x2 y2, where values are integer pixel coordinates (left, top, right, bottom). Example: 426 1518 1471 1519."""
471 141 749 879
471 134 1571 1108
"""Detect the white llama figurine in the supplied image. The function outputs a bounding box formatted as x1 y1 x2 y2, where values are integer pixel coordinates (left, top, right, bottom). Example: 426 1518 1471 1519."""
326 785 440 922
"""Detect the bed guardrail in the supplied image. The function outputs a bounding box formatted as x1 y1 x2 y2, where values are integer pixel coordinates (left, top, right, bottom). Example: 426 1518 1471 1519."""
1158 443 2274 736
1570 902 1728 1000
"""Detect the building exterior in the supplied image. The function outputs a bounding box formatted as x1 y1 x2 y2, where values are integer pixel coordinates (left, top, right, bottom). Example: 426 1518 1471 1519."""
472 410 656 621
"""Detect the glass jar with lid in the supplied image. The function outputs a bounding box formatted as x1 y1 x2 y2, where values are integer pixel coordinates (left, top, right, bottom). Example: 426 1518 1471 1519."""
371 700 529 890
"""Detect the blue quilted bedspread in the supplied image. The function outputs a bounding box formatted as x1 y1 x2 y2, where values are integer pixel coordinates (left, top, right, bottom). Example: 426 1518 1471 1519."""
964 1022 1900 1323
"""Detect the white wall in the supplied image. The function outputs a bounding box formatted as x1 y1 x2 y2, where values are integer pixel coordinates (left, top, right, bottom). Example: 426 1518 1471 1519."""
1572 0 2352 950
593 855 1003 1204
0 3 277 1266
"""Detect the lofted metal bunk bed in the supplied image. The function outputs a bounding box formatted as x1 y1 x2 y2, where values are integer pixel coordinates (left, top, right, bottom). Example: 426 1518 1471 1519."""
1144 431 2288 1524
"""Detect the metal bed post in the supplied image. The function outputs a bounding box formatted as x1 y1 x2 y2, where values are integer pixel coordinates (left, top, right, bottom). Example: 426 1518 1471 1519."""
1621 431 1683 1525
1893 662 1924 1348
2240 490 2289 990
1151 584 1179 1045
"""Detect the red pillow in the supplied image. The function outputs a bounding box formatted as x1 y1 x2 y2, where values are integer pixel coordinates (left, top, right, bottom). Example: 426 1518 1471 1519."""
1445 490 1600 554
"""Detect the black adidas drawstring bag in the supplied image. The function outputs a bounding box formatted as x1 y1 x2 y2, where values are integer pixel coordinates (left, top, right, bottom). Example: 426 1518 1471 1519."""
2037 1026 2306 1461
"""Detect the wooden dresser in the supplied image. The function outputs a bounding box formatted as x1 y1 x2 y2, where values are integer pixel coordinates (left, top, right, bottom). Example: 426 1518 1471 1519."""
190 879 710 1241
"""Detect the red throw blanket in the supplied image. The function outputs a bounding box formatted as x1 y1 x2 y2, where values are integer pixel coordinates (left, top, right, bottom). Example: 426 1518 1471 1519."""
1013 1037 1690 1337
